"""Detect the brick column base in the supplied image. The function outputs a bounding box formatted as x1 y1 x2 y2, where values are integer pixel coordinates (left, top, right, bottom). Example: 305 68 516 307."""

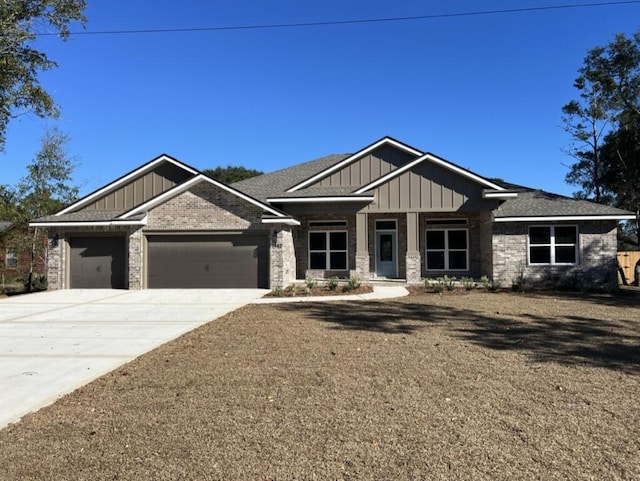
406 252 422 283
355 253 371 280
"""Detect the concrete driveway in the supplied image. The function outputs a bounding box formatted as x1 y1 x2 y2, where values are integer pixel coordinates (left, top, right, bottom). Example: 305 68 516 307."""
0 288 267 429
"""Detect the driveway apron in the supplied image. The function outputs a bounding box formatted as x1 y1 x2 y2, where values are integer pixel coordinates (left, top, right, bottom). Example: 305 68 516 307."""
0 289 267 429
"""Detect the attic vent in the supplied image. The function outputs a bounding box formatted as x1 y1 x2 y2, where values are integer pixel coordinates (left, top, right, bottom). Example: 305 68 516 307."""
309 220 347 227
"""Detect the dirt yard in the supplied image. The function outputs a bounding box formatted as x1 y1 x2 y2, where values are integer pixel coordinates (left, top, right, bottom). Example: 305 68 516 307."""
1 289 639 480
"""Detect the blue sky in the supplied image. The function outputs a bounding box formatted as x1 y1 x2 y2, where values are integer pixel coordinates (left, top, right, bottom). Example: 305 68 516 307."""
3 1 640 198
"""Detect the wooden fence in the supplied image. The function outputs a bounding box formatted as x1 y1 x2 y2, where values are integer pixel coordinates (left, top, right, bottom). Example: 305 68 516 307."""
617 251 640 285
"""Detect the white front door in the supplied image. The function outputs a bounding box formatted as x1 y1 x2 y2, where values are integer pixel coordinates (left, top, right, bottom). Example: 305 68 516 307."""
375 230 397 278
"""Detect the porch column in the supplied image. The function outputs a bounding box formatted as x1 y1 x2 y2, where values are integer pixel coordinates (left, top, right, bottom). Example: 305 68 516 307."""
355 212 370 279
406 212 422 283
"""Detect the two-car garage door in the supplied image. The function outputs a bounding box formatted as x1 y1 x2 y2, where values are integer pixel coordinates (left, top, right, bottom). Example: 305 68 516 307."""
146 234 269 288
69 234 269 289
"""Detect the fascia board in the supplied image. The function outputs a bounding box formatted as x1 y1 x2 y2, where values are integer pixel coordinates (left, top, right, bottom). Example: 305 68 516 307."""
483 190 519 199
494 215 636 222
56 155 199 216
286 137 423 193
267 196 375 203
30 216 148 228
120 175 288 219
261 217 301 226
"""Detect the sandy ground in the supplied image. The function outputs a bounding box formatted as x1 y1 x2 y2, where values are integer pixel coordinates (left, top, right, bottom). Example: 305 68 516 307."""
0 289 638 480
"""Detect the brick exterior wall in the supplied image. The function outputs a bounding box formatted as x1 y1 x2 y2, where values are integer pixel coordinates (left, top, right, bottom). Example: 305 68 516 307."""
418 212 486 279
270 227 296 288
492 221 619 288
294 214 357 279
145 183 263 231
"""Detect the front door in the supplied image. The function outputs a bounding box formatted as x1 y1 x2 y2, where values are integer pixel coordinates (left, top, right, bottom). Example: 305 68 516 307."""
375 222 397 278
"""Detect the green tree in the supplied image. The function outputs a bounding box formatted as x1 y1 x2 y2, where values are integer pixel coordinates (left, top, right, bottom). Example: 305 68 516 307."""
563 30 640 243
0 0 86 150
202 165 263 184
1 127 79 289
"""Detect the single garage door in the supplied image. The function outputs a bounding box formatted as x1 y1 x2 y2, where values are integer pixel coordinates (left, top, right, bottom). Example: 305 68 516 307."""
147 234 269 288
69 236 126 289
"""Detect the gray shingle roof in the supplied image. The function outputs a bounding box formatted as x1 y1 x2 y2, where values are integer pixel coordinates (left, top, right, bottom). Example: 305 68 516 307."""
493 189 634 218
232 154 350 201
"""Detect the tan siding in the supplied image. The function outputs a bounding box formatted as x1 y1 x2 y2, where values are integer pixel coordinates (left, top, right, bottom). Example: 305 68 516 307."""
82 162 194 212
310 145 419 190
366 161 496 213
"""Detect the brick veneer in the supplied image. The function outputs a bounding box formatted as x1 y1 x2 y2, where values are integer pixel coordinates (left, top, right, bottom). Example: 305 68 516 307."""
492 221 619 288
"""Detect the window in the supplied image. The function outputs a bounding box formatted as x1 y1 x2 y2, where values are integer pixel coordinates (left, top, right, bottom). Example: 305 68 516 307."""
425 228 468 271
309 231 348 270
529 226 577 265
5 250 18 269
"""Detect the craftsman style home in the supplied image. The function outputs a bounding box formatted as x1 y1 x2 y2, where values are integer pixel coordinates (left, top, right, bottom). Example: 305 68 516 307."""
32 137 634 290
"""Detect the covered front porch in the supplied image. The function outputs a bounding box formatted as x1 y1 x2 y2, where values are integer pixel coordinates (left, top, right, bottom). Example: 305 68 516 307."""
292 211 493 283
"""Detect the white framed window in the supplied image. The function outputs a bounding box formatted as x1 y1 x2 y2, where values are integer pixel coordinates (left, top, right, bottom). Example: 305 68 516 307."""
308 231 348 270
5 250 18 270
425 228 469 271
528 226 578 265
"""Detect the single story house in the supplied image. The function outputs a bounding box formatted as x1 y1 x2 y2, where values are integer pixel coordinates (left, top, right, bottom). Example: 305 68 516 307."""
31 137 635 290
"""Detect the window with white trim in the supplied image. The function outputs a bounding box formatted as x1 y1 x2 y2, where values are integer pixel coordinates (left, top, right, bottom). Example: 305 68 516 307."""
309 231 348 270
425 228 469 271
5 250 18 269
528 226 577 265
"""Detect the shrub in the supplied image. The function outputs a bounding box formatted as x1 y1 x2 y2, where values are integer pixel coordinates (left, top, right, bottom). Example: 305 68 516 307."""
461 276 476 290
305 275 317 290
347 274 361 291
442 275 456 291
327 276 339 290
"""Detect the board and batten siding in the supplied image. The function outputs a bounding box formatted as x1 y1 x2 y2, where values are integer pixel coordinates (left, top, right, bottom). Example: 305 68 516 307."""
366 162 495 213
81 162 195 211
315 145 418 189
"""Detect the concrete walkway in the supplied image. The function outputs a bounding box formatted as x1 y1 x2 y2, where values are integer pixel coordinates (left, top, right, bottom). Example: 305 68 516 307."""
0 289 267 430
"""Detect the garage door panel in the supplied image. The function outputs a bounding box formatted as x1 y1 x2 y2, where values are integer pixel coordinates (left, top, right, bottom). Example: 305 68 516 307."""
70 237 126 289
147 234 269 288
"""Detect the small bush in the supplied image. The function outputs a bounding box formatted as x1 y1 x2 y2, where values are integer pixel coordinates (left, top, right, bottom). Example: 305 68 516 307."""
461 277 476 290
347 274 361 291
327 276 339 290
305 275 317 290
271 286 284 297
442 275 456 291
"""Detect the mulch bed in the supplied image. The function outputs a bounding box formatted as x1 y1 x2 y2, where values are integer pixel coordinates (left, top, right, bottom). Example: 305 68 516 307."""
1 289 639 480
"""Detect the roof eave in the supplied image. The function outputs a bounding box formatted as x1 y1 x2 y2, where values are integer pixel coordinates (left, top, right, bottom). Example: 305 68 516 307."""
267 196 375 203
30 216 148 228
494 214 636 222
483 190 519 199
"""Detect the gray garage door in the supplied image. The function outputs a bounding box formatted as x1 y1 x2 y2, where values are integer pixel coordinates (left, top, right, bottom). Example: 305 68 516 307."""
70 237 126 289
147 234 269 288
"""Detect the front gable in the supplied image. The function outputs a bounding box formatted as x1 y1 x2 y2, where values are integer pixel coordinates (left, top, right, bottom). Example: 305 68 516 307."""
365 159 501 212
145 180 264 231
312 144 420 190
57 154 198 216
